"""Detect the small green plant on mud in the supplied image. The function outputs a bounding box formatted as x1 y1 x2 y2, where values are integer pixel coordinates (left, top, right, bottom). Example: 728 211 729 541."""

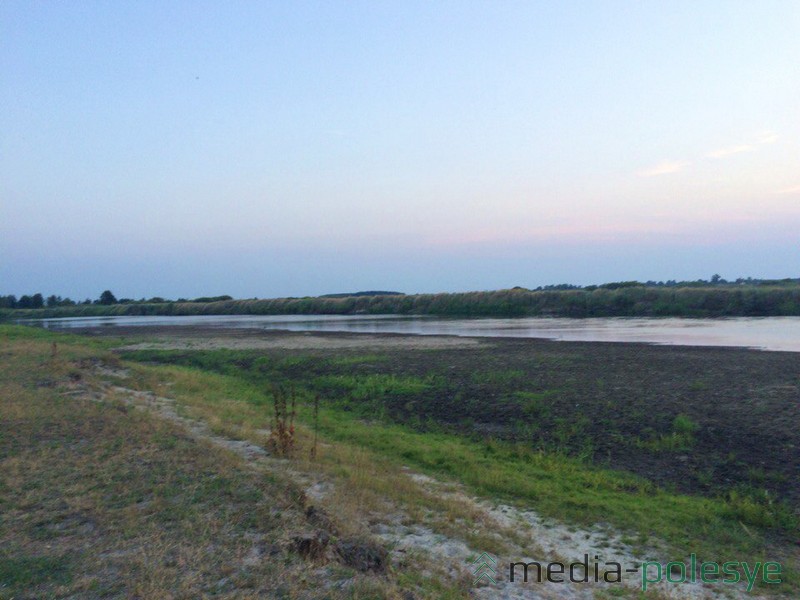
635 413 699 452
513 390 556 418
672 413 699 435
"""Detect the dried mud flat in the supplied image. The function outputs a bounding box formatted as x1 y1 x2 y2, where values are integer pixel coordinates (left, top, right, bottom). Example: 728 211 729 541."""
92 325 487 351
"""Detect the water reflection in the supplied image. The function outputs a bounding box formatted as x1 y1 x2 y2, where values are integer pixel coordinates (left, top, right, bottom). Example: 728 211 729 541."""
19 314 800 352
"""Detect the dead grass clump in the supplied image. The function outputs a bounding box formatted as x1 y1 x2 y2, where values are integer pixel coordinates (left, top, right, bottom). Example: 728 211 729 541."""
268 384 296 456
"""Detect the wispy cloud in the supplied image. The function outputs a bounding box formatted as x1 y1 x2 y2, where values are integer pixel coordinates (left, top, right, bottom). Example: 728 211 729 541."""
755 131 779 145
638 160 690 177
707 144 753 158
775 184 800 195
706 131 778 159
635 131 779 179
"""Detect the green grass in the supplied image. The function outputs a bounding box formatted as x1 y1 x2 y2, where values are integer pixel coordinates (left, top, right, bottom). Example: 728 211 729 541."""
512 390 557 418
471 369 526 385
329 354 389 366
310 406 795 551
634 414 700 452
314 373 439 399
0 554 72 589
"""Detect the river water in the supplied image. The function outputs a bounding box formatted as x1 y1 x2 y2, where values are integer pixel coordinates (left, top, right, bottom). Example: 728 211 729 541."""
21 314 800 352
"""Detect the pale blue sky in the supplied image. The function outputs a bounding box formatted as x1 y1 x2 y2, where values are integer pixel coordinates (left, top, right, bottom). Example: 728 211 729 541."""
2 1 799 299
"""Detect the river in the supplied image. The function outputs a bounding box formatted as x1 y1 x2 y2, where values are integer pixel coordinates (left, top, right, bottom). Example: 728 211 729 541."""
20 314 800 352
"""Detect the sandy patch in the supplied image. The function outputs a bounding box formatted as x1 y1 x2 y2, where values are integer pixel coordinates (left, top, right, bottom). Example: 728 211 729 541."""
369 470 759 600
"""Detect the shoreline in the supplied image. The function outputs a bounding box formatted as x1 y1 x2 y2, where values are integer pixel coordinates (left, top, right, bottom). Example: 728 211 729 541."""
24 321 800 354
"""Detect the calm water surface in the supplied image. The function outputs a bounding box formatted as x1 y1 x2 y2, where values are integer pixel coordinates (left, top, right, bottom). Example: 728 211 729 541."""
21 314 800 352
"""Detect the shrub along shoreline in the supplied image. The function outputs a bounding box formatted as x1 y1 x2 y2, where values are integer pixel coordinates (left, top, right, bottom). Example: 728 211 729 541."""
3 283 800 320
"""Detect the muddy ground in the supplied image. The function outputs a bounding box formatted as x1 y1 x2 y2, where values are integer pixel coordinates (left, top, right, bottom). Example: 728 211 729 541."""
74 325 800 506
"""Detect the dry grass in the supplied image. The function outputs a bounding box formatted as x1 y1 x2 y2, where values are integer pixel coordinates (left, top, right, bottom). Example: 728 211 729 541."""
0 329 414 599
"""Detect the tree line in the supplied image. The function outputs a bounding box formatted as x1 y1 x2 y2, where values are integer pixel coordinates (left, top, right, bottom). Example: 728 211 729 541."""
2 278 800 319
0 291 234 310
0 290 118 309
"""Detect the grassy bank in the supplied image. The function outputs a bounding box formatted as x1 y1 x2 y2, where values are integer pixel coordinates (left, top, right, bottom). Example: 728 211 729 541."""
4 282 800 320
3 325 798 597
0 326 431 599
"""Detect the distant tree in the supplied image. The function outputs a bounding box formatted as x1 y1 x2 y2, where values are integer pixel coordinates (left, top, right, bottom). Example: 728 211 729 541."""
541 283 580 290
0 295 17 309
599 281 643 290
192 295 234 303
48 296 75 306
98 290 117 305
30 293 44 308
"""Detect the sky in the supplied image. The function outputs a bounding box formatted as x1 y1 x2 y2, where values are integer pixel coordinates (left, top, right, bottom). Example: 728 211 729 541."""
2 1 799 300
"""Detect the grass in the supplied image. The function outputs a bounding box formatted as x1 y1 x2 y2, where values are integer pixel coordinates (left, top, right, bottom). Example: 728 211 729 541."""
3 324 798 597
512 390 557 418
634 414 700 452
311 406 797 554
0 555 72 589
329 354 389 366
471 369 527 386
314 373 438 398
0 326 436 599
